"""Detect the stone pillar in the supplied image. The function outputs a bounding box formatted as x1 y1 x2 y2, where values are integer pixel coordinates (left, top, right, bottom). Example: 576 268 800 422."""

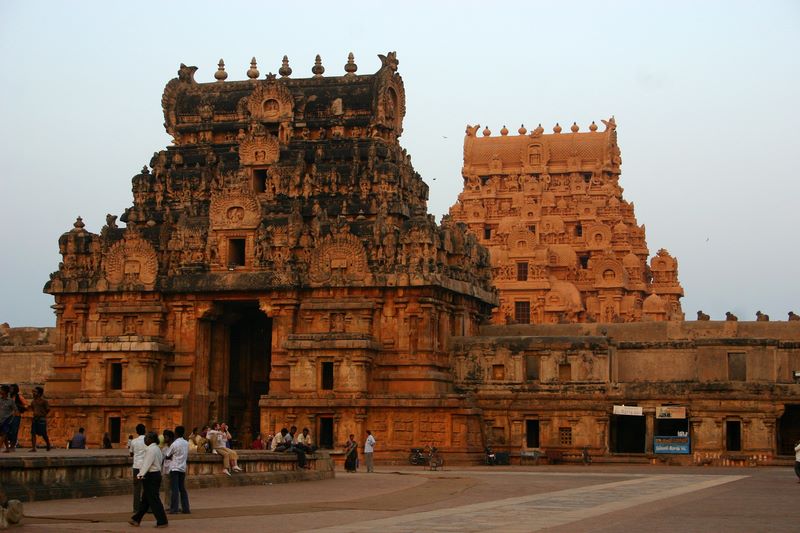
645 412 654 454
597 416 609 453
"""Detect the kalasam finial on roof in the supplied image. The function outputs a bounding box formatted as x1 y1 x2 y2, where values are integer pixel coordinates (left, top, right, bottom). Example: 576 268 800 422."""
571 122 579 133
312 54 325 77
518 124 527 135
553 123 562 134
247 57 260 79
279 55 292 78
214 59 228 81
589 121 598 132
344 52 358 76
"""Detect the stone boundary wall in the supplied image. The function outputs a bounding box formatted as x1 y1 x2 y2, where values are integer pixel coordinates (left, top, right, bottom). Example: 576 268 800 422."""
0 324 55 388
0 450 333 502
479 320 800 341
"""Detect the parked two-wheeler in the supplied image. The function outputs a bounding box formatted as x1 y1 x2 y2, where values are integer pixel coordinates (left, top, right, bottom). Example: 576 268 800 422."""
408 445 444 470
408 447 428 465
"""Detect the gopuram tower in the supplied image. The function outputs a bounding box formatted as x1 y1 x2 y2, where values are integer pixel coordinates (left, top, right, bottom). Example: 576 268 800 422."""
449 120 683 325
44 52 495 453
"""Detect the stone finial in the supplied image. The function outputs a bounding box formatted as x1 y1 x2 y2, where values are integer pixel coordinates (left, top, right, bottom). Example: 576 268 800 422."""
518 124 527 135
344 52 358 76
532 123 544 136
378 51 399 71
312 54 325 77
247 57 260 79
141 165 150 174
589 121 598 132
279 55 292 78
553 123 562 134
482 126 491 137
266 72 276 81
571 122 579 133
500 125 509 136
73 216 85 231
215 59 228 81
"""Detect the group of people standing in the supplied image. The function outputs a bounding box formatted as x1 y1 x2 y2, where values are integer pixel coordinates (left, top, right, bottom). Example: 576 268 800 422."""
128 424 191 528
0 384 51 453
344 430 376 473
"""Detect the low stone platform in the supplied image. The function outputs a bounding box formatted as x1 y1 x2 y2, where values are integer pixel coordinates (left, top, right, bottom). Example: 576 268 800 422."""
0 448 333 502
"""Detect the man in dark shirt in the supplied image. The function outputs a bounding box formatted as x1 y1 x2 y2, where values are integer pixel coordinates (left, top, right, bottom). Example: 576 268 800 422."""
69 427 87 449
29 387 51 452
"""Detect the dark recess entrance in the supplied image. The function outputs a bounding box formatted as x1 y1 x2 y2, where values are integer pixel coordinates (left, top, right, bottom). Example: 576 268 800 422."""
318 417 334 449
219 301 272 444
610 414 646 453
778 405 800 455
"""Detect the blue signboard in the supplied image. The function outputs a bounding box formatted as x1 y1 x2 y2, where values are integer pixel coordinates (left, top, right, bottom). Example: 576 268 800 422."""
654 435 690 454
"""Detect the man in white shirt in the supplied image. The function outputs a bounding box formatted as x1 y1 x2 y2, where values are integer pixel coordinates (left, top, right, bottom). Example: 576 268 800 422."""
364 430 376 473
166 425 190 514
128 424 147 513
207 422 241 476
129 432 168 528
296 427 317 453
271 428 288 451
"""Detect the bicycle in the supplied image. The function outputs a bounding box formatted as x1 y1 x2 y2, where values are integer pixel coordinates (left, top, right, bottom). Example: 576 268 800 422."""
426 445 444 471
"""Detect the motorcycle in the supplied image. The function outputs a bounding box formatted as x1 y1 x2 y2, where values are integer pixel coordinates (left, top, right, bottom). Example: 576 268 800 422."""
409 446 445 470
408 447 428 465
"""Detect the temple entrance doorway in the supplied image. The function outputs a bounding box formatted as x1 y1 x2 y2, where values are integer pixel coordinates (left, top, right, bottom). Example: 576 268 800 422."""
208 301 272 446
777 405 800 455
318 417 335 449
610 414 646 453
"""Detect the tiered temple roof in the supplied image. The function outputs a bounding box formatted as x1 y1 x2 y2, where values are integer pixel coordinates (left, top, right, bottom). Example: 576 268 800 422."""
47 52 495 301
449 119 683 324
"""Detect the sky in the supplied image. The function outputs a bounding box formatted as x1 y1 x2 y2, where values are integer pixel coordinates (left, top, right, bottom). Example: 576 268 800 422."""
1 1 798 327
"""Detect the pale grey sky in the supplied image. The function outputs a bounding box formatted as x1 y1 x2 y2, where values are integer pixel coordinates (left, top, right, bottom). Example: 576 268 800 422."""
1 0 798 326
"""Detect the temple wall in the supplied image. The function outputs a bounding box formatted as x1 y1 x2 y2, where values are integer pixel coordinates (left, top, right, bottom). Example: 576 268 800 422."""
453 320 800 464
0 324 55 388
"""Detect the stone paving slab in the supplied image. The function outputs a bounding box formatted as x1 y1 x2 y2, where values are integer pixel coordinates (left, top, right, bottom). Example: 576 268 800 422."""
12 466 800 532
310 474 746 533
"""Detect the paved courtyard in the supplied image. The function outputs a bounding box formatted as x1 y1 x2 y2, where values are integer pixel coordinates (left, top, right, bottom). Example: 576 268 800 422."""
15 465 800 532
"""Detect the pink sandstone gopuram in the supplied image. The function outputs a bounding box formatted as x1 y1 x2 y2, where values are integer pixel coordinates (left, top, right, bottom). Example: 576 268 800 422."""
449 119 683 325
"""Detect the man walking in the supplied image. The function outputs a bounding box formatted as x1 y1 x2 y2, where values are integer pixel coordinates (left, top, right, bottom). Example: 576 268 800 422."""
129 423 147 513
29 387 51 452
166 425 190 514
364 430 376 473
129 432 168 528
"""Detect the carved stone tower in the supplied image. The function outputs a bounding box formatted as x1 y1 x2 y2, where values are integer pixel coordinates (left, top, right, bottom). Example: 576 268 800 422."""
449 120 683 325
44 52 495 454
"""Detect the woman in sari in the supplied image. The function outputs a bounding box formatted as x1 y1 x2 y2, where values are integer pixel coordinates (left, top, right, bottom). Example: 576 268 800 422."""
344 434 358 472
